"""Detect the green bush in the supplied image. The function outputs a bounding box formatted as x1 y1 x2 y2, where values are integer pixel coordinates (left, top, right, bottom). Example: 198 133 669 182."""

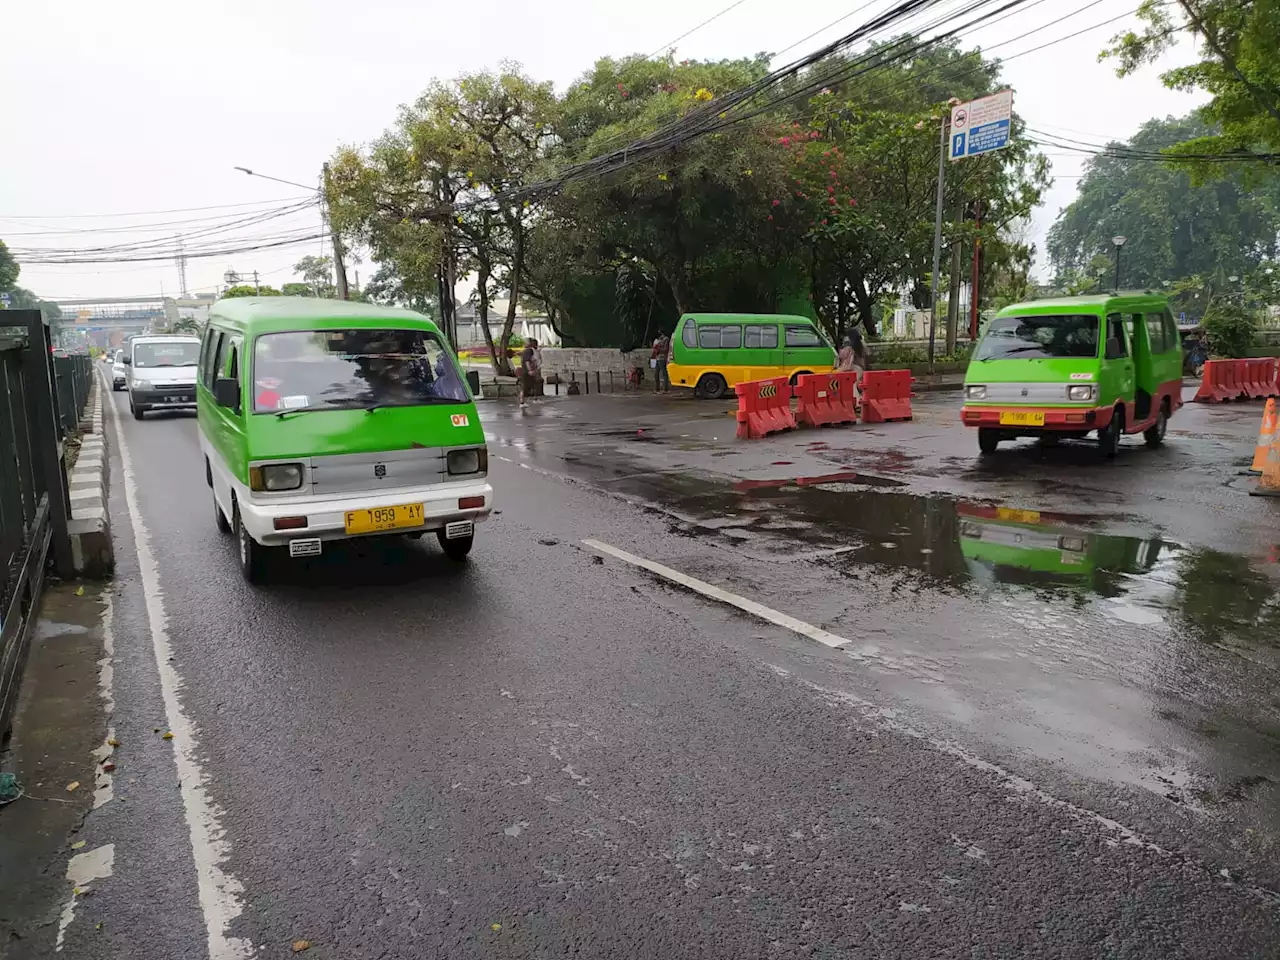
1202 301 1258 358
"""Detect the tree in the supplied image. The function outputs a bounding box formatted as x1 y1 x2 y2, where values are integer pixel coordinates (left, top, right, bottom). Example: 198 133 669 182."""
0 240 18 294
221 284 280 298
1201 298 1258 357
1102 0 1280 171
292 255 336 297
1047 113 1280 306
4 286 61 320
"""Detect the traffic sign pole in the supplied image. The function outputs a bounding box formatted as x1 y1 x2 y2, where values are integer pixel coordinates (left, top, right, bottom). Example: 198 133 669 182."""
927 113 948 370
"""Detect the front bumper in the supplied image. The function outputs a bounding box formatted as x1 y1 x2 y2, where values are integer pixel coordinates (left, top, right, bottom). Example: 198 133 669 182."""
238 479 494 546
961 405 1113 432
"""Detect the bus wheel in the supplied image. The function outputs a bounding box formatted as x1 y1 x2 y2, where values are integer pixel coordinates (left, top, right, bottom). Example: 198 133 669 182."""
789 370 812 386
695 373 728 400
1144 402 1168 448
1098 408 1123 459
978 428 1000 455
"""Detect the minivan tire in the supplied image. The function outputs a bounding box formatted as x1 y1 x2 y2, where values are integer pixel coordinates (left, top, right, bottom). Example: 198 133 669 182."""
131 400 145 420
1144 404 1168 448
1098 408 1123 459
233 502 269 584
695 373 728 400
978 428 1000 455
790 371 812 386
213 488 231 534
438 530 474 562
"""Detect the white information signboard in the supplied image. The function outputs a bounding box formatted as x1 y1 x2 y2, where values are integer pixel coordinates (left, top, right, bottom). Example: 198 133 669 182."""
948 90 1013 161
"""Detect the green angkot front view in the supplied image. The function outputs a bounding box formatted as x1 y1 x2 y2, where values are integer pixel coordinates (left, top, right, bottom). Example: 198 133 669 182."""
197 298 491 583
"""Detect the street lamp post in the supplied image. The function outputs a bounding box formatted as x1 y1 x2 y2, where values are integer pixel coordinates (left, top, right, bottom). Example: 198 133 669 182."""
233 166 350 300
1111 236 1127 291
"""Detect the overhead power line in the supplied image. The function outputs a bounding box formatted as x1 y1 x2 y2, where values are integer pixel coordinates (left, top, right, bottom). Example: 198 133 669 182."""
649 0 755 57
0 195 315 221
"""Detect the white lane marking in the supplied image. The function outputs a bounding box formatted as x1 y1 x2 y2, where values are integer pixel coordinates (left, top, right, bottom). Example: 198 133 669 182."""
99 370 256 959
56 843 115 951
582 539 850 649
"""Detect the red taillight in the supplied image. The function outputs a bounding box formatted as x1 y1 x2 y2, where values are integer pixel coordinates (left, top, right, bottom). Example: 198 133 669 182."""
273 516 308 530
458 496 485 510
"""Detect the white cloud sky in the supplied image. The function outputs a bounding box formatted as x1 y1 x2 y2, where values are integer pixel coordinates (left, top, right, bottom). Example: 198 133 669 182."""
2 0 1204 302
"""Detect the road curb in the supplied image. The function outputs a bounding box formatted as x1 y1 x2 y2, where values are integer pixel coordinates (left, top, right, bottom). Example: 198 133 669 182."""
67 374 112 578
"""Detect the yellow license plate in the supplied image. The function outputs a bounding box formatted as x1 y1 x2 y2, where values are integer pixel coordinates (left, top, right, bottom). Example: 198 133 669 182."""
997 507 1041 525
344 503 425 534
999 410 1045 427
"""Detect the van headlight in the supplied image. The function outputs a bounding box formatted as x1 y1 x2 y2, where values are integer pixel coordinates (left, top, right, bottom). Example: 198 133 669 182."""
1068 384 1096 401
250 463 303 491
447 447 487 475
966 385 987 400
132 379 152 390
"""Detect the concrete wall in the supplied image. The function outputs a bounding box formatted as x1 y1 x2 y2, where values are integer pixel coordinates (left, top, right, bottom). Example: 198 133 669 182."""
537 348 648 376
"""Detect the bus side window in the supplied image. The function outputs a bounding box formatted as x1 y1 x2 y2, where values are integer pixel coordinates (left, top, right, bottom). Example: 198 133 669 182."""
1144 313 1167 353
1105 314 1127 359
682 319 697 348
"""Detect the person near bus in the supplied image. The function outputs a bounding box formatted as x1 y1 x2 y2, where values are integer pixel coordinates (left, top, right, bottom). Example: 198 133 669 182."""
651 332 671 393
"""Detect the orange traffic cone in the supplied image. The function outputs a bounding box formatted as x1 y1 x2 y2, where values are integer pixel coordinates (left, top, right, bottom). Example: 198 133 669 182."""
1250 428 1280 497
1246 398 1279 475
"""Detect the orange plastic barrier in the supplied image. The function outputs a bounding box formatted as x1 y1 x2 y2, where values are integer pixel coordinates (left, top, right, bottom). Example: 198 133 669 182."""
1194 360 1242 403
1242 359 1271 399
860 369 915 423
735 377 796 439
795 371 860 428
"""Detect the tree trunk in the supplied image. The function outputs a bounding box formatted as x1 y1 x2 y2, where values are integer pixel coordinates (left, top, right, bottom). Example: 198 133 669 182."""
498 224 523 377
437 245 458 349
836 281 849 345
476 262 502 376
946 235 963 357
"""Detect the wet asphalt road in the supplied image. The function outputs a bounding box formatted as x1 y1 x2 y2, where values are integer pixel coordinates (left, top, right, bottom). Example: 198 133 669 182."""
44 378 1280 958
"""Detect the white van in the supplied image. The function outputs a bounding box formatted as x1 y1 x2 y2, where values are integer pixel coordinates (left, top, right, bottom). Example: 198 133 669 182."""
126 335 202 420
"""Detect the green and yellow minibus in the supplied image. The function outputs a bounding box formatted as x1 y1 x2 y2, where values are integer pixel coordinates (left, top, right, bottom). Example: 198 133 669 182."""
667 313 837 399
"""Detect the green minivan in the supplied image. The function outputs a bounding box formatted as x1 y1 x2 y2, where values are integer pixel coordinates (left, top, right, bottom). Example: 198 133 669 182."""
961 293 1184 457
667 313 836 399
198 298 491 582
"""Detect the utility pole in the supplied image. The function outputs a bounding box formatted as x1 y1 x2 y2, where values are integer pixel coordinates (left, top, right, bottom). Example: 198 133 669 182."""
969 200 982 342
175 234 189 297
322 163 350 300
253 270 260 295
927 112 950 370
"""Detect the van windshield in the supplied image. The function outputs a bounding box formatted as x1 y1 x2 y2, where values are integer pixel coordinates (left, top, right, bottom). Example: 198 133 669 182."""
133 341 200 367
251 328 468 413
975 314 1100 361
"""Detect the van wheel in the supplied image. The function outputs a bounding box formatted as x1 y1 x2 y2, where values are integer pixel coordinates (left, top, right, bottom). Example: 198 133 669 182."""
233 501 268 584
437 530 474 561
213 488 231 534
789 370 812 386
1144 403 1168 448
131 399 144 420
978 428 1000 455
695 373 728 400
1098 408 1123 459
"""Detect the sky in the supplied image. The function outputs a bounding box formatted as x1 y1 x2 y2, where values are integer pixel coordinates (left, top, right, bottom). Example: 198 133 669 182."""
2 0 1205 303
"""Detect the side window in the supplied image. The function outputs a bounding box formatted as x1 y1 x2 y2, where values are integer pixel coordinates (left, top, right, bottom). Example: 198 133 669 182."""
227 336 243 380
1163 312 1178 353
745 324 778 348
698 325 722 349
1105 314 1128 358
213 331 234 381
681 319 696 348
200 328 222 389
1145 313 1167 353
785 325 821 348
720 325 741 349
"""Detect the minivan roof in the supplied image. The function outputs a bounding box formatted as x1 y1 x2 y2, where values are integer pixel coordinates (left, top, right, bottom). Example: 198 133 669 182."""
996 293 1170 316
682 313 816 323
209 296 440 336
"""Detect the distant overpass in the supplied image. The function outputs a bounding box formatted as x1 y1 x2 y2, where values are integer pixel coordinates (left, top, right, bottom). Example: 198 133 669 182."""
50 295 216 348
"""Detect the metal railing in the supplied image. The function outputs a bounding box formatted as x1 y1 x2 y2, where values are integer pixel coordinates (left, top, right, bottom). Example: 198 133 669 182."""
0 310 76 740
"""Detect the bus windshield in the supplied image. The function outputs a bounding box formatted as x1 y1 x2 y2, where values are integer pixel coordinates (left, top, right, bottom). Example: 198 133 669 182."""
975 314 1100 361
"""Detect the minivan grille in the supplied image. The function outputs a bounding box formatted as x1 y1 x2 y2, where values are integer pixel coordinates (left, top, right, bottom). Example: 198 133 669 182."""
980 382 1074 404
307 448 448 496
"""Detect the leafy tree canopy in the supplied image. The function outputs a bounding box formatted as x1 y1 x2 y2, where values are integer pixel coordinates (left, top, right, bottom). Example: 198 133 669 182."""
221 284 280 298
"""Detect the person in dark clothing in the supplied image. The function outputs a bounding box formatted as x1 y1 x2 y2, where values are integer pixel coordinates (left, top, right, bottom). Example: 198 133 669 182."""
518 339 539 406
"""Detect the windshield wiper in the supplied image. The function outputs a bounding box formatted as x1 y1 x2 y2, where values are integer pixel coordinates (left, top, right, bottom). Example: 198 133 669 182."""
275 404 336 419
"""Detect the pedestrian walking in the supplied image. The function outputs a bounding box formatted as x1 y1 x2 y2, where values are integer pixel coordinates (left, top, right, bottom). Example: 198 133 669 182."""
652 332 671 393
518 338 539 407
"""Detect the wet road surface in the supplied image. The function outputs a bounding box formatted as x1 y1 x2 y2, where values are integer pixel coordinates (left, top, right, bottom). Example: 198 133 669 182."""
29 378 1280 958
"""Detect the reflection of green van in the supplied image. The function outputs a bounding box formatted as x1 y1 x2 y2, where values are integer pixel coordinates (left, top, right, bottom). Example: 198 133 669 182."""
961 294 1183 457
197 298 491 583
667 313 836 399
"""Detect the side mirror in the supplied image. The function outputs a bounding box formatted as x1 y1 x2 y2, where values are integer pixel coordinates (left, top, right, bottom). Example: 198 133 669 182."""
1105 337 1124 360
122 355 131 366
213 378 241 410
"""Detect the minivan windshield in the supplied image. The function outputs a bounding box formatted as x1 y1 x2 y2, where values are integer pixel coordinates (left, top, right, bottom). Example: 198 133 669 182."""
975 314 1100 361
252 328 468 413
133 341 201 367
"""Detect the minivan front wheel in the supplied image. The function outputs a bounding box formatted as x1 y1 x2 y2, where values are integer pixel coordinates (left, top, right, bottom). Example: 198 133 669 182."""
213 487 231 534
438 530 474 562
978 428 1000 455
1098 408 1124 459
233 502 269 584
695 373 728 400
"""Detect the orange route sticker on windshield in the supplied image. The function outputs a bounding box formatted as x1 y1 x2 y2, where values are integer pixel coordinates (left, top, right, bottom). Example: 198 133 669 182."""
451 414 470 427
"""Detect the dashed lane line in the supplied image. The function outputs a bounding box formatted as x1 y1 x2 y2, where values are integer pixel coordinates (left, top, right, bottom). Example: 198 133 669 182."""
99 370 256 959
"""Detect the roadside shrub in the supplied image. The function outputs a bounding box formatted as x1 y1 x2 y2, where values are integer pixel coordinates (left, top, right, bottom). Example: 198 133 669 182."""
1202 301 1258 358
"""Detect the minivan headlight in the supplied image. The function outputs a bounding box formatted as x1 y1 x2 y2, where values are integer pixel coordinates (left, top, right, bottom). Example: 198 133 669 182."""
447 447 487 475
966 385 987 400
132 379 152 390
1067 384 1096 401
250 463 303 491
